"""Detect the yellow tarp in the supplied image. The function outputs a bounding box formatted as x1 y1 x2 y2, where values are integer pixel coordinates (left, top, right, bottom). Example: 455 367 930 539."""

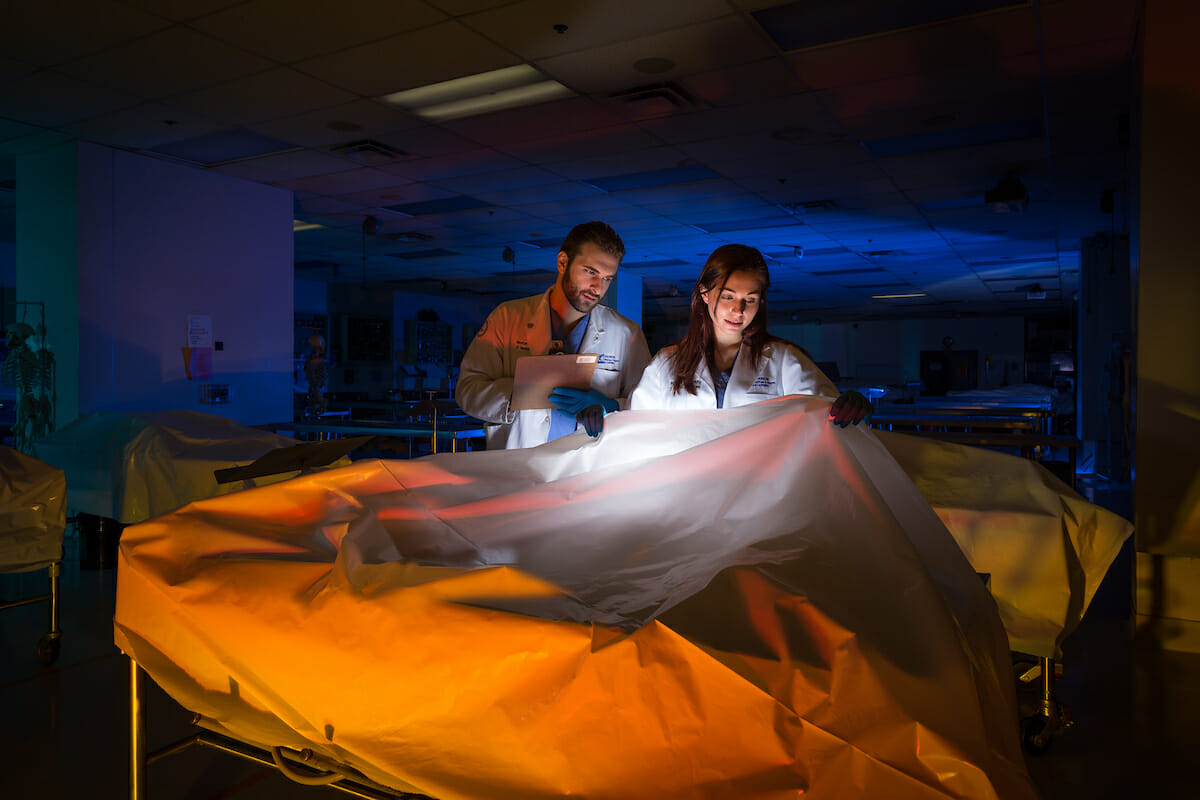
32 409 321 524
1 445 66 573
878 431 1132 658
116 397 1040 799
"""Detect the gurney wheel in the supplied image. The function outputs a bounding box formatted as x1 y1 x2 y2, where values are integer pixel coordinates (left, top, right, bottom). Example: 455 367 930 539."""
1020 713 1053 755
37 633 61 666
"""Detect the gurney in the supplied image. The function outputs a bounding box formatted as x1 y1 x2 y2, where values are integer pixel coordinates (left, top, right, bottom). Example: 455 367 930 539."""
32 409 318 526
0 446 67 665
116 396 1046 799
877 430 1132 751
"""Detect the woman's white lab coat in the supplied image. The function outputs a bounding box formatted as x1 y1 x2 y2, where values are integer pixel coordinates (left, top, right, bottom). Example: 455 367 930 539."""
629 339 838 410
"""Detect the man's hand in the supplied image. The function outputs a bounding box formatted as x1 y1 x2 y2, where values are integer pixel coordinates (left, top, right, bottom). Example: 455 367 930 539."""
550 387 617 439
549 387 618 415
829 390 873 428
576 404 605 437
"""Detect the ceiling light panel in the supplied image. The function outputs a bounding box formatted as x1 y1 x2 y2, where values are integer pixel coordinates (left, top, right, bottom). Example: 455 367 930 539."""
381 64 573 121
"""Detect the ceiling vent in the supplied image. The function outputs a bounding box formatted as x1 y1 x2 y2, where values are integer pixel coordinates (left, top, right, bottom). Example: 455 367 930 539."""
780 199 839 214
385 231 435 242
608 82 703 119
326 139 412 166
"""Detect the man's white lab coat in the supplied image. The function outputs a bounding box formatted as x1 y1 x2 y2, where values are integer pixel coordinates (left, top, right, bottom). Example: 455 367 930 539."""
457 289 650 449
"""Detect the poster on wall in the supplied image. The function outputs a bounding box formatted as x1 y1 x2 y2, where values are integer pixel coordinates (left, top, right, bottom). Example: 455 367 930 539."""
183 314 214 380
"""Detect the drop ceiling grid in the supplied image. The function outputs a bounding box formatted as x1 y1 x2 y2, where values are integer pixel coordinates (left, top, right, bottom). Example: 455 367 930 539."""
0 70 145 128
166 68 360 128
211 149 357 183
247 99 426 149
444 96 629 149
280 167 409 196
293 20 519 97
459 0 735 63
789 8 1040 89
3 0 170 67
54 26 278 102
189 0 449 64
534 16 777 96
60 104 223 150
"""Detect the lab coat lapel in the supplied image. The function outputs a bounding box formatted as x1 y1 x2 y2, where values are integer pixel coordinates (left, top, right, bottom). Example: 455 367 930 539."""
582 309 605 354
723 340 758 407
529 289 555 355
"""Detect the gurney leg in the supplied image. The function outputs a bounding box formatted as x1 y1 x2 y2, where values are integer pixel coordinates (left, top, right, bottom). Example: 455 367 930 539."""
1021 656 1072 755
36 560 62 665
130 657 145 800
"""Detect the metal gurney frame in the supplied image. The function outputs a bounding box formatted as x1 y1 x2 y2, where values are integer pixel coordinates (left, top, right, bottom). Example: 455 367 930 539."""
126 656 437 800
0 557 62 665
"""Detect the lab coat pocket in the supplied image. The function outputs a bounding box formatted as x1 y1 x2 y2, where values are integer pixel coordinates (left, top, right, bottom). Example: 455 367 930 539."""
591 365 622 395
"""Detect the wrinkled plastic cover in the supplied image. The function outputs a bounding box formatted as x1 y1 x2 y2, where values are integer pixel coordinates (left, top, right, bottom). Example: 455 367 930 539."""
32 410 311 524
1 446 66 573
877 431 1131 658
116 397 1038 800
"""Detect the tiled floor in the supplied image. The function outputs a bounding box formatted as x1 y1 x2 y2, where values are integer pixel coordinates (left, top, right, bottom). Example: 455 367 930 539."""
2 478 1196 799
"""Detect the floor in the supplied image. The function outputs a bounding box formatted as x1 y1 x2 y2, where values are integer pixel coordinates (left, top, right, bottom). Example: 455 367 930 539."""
2 478 1196 800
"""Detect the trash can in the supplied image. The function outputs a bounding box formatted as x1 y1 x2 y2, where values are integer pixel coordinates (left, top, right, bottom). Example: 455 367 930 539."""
78 513 124 570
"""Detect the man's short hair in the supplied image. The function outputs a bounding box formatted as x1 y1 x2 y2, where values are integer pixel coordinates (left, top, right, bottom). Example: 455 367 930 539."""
559 221 625 263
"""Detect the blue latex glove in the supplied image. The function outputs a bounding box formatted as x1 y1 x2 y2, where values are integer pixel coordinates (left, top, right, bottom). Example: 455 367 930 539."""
576 404 605 438
549 387 619 415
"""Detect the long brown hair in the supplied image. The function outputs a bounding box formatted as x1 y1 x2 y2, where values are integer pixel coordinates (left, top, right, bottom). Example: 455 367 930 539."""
669 244 774 395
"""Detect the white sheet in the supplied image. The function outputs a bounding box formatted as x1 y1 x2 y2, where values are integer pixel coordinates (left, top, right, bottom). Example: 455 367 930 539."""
116 396 1041 799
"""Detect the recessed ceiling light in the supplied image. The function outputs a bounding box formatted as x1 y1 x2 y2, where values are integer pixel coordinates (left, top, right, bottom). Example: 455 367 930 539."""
381 65 573 122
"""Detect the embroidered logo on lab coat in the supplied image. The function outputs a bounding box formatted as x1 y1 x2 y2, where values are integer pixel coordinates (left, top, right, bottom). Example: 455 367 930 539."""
597 353 619 368
749 376 775 392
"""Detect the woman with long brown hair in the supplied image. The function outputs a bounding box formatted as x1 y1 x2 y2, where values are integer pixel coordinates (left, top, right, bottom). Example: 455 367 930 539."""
630 244 870 426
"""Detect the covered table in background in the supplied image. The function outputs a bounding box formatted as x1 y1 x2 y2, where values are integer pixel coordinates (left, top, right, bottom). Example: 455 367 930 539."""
1 446 67 663
32 409 324 525
116 396 1041 800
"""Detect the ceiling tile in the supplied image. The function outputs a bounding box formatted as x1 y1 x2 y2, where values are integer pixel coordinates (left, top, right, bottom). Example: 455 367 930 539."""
3 0 170 66
167 68 359 127
211 148 358 182
379 149 526 183
61 103 224 149
538 16 774 95
193 0 447 63
120 0 247 22
296 20 517 96
281 167 409 196
462 0 732 61
0 71 141 127
429 165 566 194
57 27 277 101
444 96 625 147
548 145 691 181
248 99 425 149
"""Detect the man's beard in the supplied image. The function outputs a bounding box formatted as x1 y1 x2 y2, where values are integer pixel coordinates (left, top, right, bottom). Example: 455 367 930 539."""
562 274 600 313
